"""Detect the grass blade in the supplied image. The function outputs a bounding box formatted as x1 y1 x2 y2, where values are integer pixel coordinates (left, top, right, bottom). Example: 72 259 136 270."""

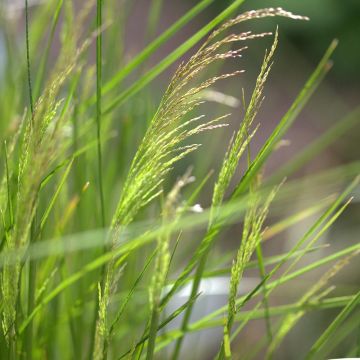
96 0 106 229
267 105 360 184
39 158 74 232
103 0 249 113
25 0 34 122
306 289 360 359
101 0 214 96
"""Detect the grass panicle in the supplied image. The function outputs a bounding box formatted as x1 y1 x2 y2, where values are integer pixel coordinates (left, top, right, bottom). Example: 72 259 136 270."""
223 180 280 357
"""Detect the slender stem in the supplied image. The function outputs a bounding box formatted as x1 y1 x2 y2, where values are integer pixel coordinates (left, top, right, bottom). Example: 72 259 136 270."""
255 244 272 342
24 2 36 358
4 141 13 228
25 251 36 360
247 127 272 341
96 0 106 228
146 310 160 360
33 0 63 99
356 324 360 357
247 136 272 343
25 0 34 123
90 1 107 357
171 253 208 360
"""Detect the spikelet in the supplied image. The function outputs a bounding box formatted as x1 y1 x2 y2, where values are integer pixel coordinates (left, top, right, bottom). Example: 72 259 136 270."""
212 29 278 220
226 181 281 338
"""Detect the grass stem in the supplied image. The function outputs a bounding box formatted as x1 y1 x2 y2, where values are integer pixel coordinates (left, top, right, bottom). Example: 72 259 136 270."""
96 0 106 228
25 0 34 123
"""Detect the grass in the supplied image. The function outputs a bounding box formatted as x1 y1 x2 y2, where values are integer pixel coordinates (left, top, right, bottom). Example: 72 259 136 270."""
0 1 359 359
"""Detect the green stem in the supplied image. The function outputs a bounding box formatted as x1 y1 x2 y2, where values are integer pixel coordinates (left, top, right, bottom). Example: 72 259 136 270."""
171 253 208 360
25 255 36 360
25 0 34 123
306 290 360 359
90 1 107 358
24 2 36 358
146 309 160 360
255 243 272 342
33 0 63 99
96 0 106 228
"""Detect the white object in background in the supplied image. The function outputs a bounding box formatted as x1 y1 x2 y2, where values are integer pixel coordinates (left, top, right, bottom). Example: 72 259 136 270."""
164 276 259 358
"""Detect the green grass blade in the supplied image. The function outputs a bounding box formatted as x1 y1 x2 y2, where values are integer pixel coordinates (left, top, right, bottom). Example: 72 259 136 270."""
152 296 355 354
262 196 334 241
101 0 214 96
103 0 247 113
33 0 64 98
109 250 157 338
39 158 74 231
3 141 13 229
156 243 360 350
306 289 360 359
195 296 354 331
146 0 164 41
268 105 360 184
96 0 105 228
118 294 201 359
255 243 272 342
315 310 360 359
25 0 34 122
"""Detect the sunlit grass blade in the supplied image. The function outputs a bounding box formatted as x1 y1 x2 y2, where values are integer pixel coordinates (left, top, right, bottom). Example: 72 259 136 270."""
108 250 156 340
156 295 354 338
0 163 356 267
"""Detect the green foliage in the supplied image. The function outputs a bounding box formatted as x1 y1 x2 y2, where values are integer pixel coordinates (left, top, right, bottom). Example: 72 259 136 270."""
0 1 358 359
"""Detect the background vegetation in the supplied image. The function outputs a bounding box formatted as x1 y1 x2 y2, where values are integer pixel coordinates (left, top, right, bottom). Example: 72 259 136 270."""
0 0 359 359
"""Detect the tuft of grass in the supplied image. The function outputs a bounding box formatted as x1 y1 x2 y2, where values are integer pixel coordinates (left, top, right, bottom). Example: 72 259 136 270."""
0 1 358 359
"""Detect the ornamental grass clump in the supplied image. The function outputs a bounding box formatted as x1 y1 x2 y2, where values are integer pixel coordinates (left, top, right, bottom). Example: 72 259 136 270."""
94 9 294 358
0 1 359 359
